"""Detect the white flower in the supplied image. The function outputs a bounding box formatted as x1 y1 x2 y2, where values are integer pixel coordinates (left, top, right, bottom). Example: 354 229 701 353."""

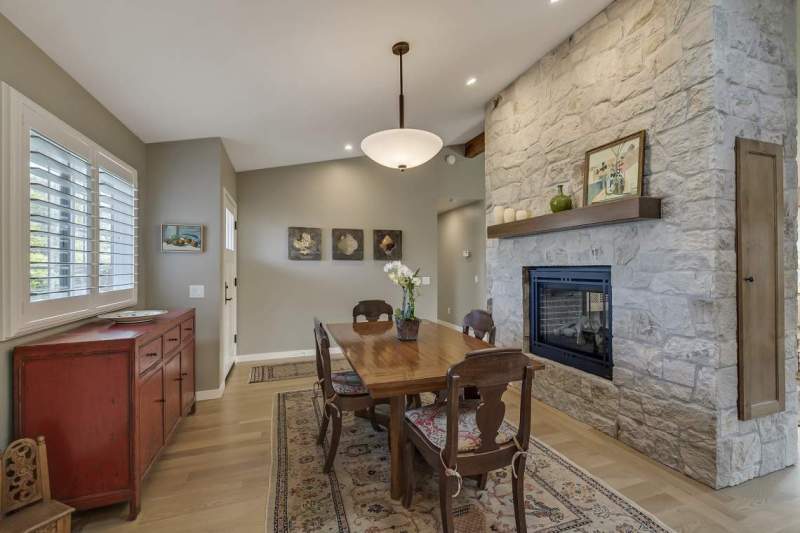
412 277 421 286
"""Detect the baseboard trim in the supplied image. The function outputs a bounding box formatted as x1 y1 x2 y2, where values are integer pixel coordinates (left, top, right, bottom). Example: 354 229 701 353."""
435 319 462 332
196 381 226 401
236 347 344 365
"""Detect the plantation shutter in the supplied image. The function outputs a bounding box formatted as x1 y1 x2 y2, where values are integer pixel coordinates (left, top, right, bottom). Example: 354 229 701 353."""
28 130 93 302
98 167 136 292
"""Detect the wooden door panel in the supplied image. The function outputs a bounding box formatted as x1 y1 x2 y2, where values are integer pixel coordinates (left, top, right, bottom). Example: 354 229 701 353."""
736 138 785 420
181 344 196 415
17 353 131 502
164 353 182 437
139 366 164 476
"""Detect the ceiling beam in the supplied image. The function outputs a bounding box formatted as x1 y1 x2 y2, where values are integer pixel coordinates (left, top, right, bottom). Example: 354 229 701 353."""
464 132 485 158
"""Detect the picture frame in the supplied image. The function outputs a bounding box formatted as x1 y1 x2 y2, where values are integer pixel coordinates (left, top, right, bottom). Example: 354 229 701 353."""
583 130 646 206
288 227 322 260
161 224 204 253
332 229 364 260
373 229 402 261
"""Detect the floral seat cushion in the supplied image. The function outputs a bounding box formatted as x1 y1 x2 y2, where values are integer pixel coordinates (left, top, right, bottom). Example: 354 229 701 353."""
331 370 369 396
405 403 517 452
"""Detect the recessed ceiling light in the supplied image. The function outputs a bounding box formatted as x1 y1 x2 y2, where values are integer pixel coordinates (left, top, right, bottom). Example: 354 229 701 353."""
466 77 477 86
344 144 353 151
549 0 561 4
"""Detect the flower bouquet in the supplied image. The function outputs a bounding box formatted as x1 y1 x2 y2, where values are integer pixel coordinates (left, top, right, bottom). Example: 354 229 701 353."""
383 261 422 340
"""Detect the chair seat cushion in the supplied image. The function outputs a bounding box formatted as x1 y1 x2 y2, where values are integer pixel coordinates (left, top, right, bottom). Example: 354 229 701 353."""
405 403 517 452
331 370 369 395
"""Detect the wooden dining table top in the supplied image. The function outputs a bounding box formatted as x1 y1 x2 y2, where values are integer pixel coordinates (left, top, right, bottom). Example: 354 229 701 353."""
325 319 545 398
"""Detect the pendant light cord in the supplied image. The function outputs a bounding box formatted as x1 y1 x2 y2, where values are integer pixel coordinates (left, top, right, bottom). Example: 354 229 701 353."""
398 51 405 128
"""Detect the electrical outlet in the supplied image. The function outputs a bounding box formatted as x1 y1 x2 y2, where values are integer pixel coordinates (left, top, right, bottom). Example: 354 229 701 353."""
189 285 205 298
447 307 451 315
474 275 479 284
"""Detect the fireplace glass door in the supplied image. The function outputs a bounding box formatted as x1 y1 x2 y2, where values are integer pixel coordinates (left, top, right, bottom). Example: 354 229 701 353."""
529 267 612 379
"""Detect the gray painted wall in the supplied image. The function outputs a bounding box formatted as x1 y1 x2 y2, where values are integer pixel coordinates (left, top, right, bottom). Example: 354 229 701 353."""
145 138 230 391
236 147 484 355
437 201 486 325
0 13 147 447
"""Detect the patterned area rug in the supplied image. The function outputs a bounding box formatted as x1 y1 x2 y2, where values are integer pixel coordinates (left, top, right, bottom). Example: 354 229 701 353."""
268 389 673 532
249 359 351 383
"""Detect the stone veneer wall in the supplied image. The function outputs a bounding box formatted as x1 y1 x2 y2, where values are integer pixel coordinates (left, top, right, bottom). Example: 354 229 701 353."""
484 0 797 488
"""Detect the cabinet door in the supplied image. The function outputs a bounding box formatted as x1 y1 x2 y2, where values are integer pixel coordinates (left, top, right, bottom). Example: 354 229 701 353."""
180 343 195 415
139 366 164 476
164 353 182 437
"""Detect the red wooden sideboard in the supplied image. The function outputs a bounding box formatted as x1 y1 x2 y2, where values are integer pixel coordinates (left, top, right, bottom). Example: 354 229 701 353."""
13 308 196 520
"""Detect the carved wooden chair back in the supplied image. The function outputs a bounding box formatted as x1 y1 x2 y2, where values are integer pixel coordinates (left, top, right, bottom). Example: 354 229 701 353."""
352 300 393 323
462 309 496 345
0 436 51 518
443 348 533 463
313 318 336 399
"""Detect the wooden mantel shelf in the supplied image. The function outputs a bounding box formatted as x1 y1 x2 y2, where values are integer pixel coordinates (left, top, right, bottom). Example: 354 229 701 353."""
487 196 661 239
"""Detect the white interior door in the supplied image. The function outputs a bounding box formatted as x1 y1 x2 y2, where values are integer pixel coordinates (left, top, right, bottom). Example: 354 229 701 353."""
222 191 238 378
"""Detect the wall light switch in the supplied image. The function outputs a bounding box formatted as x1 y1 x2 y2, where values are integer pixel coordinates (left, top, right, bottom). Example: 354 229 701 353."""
189 285 205 298
474 275 480 284
421 276 431 286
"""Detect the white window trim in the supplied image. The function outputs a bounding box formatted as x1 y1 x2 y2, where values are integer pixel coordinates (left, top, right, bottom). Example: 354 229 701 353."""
0 83 138 341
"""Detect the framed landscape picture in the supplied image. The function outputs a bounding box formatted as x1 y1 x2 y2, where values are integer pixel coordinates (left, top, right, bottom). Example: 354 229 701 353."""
373 229 402 260
583 130 646 206
288 227 322 260
332 229 364 260
161 224 204 253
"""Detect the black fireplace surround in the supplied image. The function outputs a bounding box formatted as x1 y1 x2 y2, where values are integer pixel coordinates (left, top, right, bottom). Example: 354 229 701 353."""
526 266 612 379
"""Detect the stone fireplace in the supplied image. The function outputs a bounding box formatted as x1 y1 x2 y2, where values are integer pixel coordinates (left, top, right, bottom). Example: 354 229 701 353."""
484 0 797 488
525 266 612 379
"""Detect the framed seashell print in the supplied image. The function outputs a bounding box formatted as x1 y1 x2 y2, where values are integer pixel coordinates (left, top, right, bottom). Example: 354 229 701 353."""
332 228 364 260
373 229 402 260
288 227 322 260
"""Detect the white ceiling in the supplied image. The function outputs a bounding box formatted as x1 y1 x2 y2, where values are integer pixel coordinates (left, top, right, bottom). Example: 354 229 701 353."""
0 0 612 171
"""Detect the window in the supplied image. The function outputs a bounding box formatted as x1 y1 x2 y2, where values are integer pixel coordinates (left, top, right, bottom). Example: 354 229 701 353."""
1 83 138 340
225 207 235 252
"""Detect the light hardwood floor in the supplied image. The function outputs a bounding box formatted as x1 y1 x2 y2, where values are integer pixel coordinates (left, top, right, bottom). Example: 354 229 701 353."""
74 362 800 532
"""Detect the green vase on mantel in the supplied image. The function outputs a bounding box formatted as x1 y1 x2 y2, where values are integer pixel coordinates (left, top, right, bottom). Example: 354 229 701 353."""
550 185 573 213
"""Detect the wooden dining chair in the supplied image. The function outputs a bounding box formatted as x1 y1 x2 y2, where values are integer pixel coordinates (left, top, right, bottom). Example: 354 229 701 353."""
462 309 496 345
402 348 534 533
0 436 74 533
352 300 393 323
313 318 383 472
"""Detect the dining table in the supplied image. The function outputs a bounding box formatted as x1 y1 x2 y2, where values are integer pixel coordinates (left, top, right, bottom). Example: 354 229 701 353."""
325 319 545 500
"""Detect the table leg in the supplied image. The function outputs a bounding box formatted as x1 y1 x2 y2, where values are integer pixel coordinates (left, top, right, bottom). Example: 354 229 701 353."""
389 394 406 500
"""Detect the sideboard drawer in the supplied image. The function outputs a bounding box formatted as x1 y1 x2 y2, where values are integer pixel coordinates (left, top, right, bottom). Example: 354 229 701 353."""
138 337 162 374
163 326 181 355
181 318 195 341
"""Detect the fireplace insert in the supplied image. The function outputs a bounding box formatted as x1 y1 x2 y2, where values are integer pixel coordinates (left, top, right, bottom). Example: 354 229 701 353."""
527 266 612 379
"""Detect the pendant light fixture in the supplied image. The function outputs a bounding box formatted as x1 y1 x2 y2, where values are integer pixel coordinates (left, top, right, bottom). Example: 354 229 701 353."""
361 42 443 171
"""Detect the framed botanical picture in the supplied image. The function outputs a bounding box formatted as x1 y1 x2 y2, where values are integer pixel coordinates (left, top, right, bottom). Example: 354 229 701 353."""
332 229 364 260
583 130 646 206
373 229 402 260
288 227 321 260
161 224 204 253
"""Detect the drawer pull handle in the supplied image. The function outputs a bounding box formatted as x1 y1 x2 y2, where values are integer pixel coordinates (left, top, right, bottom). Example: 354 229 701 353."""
155 399 166 403
168 338 178 342
184 327 193 331
174 377 183 382
181 372 189 377
146 352 158 357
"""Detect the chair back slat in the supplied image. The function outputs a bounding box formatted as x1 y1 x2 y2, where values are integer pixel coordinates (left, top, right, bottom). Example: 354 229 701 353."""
1 436 49 517
353 300 393 323
313 318 335 399
462 309 496 345
444 349 533 460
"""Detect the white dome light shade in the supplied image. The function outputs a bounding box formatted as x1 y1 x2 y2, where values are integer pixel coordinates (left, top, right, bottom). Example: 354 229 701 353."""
361 128 443 170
